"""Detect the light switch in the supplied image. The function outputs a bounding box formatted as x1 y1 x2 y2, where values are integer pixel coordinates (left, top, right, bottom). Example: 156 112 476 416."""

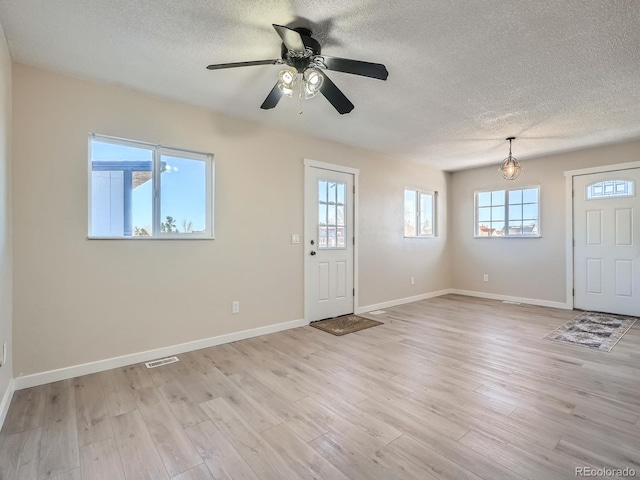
291 234 300 244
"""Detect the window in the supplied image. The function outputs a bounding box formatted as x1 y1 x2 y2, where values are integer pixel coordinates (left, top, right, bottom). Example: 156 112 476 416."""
89 134 214 238
404 189 436 237
586 179 634 199
475 186 539 237
318 179 347 249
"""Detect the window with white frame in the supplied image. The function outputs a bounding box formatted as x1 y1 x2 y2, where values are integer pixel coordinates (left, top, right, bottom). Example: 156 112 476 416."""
404 189 436 237
586 179 634 199
475 186 539 237
89 134 214 238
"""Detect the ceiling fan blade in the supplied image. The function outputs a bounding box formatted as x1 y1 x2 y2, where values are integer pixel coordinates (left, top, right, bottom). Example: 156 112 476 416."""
207 59 280 70
317 56 389 80
272 24 305 53
260 83 284 110
319 72 354 115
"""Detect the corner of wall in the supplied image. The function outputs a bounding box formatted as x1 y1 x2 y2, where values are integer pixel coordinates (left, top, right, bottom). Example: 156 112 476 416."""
0 22 14 431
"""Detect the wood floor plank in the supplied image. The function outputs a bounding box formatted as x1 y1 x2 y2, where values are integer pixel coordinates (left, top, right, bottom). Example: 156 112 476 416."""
357 396 527 480
260 423 350 480
134 386 203 477
38 382 80 479
458 429 585 480
16 427 43 480
97 369 138 417
226 371 327 442
309 392 403 445
388 434 484 480
200 397 298 479
157 380 208 429
79 437 125 480
0 430 29 480
2 387 46 435
111 410 169 480
74 374 113 447
554 434 640 471
48 468 81 480
185 420 259 480
170 463 214 480
309 433 398 480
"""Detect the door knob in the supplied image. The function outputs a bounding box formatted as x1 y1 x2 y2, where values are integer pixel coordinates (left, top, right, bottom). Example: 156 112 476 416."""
310 251 317 256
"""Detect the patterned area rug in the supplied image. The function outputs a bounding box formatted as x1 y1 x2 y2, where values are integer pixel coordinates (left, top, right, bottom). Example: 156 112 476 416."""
544 311 637 352
310 314 383 336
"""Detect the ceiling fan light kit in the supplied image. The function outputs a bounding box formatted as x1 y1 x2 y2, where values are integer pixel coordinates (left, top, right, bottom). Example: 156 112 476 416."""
500 137 522 180
207 24 388 114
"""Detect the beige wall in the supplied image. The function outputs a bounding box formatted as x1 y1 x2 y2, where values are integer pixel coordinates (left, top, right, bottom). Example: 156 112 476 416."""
12 64 450 376
450 139 640 304
0 29 12 401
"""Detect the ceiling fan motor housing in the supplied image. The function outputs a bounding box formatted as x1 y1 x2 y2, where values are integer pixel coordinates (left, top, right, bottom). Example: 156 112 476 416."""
281 27 321 72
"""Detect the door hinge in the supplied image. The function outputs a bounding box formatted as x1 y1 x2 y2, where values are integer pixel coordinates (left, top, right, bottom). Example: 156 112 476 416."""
353 185 355 194
572 288 575 296
572 239 575 247
353 288 355 296
353 237 355 245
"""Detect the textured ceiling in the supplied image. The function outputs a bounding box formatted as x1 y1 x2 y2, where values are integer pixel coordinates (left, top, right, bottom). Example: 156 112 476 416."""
1 0 640 170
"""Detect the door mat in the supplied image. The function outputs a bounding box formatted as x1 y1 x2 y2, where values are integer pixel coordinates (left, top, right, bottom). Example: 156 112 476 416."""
310 314 383 336
544 311 637 352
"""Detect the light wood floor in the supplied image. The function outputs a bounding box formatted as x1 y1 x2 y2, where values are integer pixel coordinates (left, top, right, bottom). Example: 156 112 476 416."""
1 294 639 479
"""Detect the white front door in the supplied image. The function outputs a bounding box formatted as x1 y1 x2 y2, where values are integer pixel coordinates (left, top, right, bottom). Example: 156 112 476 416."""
304 164 355 322
573 168 640 316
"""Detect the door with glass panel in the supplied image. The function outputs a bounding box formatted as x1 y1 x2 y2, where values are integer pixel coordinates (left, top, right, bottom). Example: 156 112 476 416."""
304 166 354 322
573 169 639 316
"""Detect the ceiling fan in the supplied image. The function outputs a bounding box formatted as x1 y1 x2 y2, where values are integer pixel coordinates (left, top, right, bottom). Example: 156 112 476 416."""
206 24 389 114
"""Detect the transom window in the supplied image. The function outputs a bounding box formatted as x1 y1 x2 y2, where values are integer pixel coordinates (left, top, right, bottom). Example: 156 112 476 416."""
475 186 540 237
318 179 346 249
586 179 634 199
89 134 214 239
404 189 436 237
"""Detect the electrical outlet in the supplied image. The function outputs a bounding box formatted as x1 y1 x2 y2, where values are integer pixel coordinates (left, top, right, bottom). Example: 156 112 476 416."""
483 274 489 282
410 276 415 285
232 301 240 314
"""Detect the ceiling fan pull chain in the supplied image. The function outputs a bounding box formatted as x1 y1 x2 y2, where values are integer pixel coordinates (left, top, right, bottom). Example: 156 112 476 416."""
299 74 304 114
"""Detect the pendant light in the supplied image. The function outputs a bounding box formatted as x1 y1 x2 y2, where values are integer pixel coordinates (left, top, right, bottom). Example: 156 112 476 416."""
499 137 522 180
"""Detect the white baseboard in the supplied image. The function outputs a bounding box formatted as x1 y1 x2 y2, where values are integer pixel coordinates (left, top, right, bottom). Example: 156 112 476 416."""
355 289 453 314
14 318 308 391
0 378 16 431
448 289 572 310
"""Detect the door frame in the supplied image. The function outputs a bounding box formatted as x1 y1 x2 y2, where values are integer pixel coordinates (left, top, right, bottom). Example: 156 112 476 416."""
303 158 360 324
564 160 640 310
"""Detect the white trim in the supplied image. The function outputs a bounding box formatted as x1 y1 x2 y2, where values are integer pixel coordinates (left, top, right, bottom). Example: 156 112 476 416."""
448 289 572 310
356 289 453 314
565 171 574 309
564 161 640 178
303 159 360 323
13 318 307 390
563 161 640 311
0 379 16 431
303 158 360 175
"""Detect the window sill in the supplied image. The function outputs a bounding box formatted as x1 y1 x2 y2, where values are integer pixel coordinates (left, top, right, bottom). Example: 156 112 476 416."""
473 235 542 239
87 235 214 240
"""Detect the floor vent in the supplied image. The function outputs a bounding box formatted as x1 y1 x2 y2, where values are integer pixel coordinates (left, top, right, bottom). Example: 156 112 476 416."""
502 300 522 305
368 310 386 315
145 356 179 368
